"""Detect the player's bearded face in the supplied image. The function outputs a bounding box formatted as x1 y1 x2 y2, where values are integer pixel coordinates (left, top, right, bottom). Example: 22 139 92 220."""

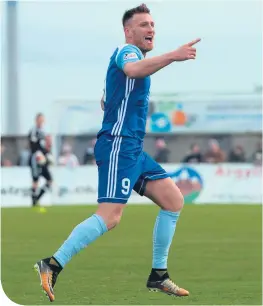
128 14 155 53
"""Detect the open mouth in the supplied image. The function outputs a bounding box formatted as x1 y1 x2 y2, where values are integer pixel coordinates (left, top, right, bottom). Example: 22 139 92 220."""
145 36 153 43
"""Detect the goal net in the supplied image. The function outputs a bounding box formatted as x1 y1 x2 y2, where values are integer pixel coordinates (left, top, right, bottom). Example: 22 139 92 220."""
48 99 103 205
51 99 103 163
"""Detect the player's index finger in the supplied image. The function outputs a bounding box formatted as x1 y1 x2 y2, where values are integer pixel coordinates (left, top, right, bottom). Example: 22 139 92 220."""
187 38 201 46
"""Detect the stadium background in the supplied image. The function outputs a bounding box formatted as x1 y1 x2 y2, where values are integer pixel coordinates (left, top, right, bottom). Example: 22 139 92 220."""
1 1 262 305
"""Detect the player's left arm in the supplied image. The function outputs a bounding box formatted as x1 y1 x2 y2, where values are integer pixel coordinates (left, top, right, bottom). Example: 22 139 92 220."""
100 83 106 111
100 92 105 111
45 135 54 164
45 135 52 151
39 133 49 155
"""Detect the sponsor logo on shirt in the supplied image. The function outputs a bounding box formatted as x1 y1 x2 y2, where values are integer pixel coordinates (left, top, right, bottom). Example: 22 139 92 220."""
124 53 138 60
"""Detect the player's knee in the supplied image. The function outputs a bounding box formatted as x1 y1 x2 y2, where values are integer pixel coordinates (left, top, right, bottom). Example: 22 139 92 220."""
100 212 122 230
96 203 124 231
107 213 122 230
165 188 184 213
173 190 184 212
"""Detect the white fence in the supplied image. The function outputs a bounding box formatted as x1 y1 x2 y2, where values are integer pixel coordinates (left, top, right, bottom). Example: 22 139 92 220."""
1 164 262 207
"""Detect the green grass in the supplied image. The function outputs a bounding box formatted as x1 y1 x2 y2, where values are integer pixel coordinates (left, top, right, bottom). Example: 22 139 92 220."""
1 204 262 305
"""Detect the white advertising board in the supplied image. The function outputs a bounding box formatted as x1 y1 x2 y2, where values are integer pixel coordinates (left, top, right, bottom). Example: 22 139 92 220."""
148 94 262 133
1 164 262 207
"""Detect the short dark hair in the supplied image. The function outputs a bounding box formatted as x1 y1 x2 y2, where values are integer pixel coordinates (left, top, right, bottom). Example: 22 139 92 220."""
36 113 44 119
122 3 150 26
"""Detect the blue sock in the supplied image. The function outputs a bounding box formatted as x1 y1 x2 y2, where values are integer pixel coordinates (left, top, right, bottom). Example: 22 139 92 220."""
152 210 180 269
53 214 108 268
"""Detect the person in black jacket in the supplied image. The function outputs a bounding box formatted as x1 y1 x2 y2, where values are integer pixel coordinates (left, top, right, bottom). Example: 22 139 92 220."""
182 143 203 163
154 138 170 163
228 145 246 163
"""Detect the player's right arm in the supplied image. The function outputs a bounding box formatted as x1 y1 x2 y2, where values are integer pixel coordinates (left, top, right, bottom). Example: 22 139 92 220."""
119 38 201 79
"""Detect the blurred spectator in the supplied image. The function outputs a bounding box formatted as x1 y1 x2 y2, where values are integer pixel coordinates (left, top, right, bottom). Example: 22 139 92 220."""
250 142 262 166
17 145 30 166
204 139 226 163
2 159 13 167
58 143 79 167
83 138 96 165
154 138 170 163
1 143 13 167
228 145 246 163
181 143 203 163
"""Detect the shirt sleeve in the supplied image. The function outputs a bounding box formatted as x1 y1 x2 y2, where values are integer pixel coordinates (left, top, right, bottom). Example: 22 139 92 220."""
115 45 143 70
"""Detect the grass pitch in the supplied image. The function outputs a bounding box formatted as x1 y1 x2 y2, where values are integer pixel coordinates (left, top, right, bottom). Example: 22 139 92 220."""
1 204 262 305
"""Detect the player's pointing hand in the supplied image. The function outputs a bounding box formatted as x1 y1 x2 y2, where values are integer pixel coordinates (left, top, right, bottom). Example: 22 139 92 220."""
187 38 201 47
172 38 201 61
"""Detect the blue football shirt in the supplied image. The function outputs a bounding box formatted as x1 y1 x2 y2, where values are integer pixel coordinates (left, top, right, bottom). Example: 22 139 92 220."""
98 44 151 142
